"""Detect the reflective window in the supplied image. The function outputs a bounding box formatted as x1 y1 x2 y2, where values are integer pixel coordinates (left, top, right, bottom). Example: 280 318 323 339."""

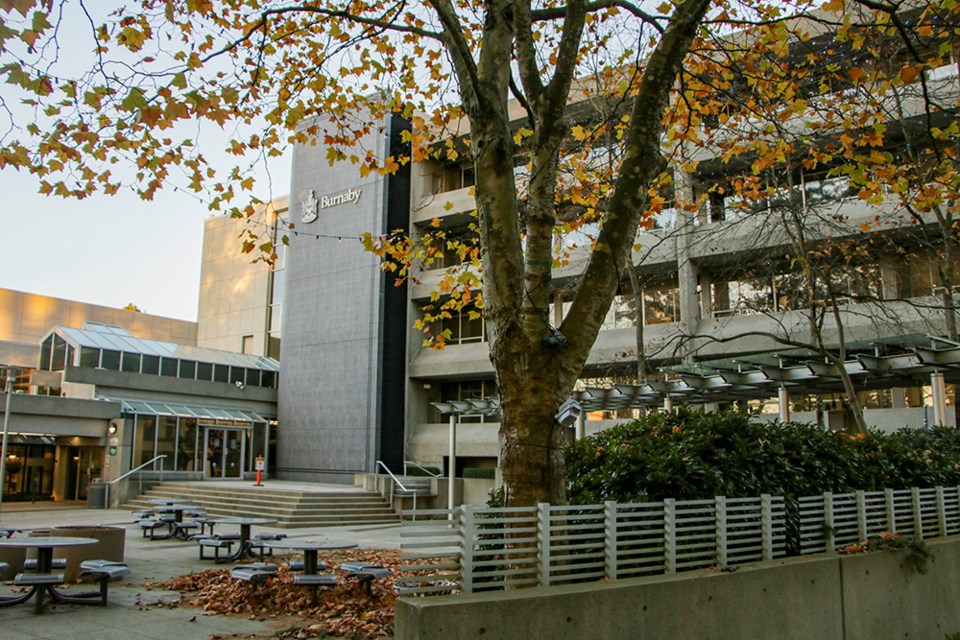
122 352 141 372
261 371 277 388
101 350 121 370
134 415 157 466
196 362 213 381
160 357 178 377
142 355 160 375
245 369 260 387
156 416 177 466
40 337 52 371
79 347 100 368
179 360 196 380
51 335 66 371
177 418 198 471
213 364 229 383
230 367 245 385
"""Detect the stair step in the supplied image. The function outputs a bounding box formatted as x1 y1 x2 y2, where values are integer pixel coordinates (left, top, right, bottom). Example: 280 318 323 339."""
123 481 400 528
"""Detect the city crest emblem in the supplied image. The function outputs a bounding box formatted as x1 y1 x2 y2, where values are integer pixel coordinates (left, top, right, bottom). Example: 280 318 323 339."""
301 190 319 224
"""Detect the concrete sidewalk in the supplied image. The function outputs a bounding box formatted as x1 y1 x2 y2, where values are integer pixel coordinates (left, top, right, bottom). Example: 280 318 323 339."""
0 502 404 639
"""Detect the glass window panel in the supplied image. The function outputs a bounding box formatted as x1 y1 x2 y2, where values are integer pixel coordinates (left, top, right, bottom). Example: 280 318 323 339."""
261 371 277 388
179 360 196 380
51 335 66 372
156 416 177 468
643 285 680 324
101 350 121 370
245 369 260 387
196 362 213 381
271 270 286 308
134 415 157 467
142 355 160 375
177 418 198 471
79 347 100 369
122 352 141 372
267 334 281 360
66 345 75 367
213 364 229 383
160 357 178 377
40 337 52 371
230 367 245 385
145 402 174 415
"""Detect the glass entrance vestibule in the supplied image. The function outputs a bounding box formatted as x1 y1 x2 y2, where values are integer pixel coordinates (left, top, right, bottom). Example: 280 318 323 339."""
122 401 275 480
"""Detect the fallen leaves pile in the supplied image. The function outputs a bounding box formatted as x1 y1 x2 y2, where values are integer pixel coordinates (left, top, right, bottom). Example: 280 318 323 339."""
157 549 404 639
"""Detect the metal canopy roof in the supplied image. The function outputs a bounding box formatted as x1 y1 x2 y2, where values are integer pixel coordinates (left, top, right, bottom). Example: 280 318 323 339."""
51 323 279 372
115 399 267 424
443 335 960 413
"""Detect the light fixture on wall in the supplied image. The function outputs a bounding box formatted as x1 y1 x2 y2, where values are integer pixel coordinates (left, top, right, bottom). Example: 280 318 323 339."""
235 380 245 390
107 423 118 435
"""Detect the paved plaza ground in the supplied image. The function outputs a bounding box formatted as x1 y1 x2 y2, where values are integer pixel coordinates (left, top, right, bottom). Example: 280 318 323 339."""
0 483 404 640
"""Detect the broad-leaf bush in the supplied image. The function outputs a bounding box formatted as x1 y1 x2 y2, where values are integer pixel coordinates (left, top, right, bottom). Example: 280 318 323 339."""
564 409 960 504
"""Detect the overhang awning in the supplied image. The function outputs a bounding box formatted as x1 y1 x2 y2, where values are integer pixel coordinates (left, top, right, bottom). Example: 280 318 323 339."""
441 335 960 414
112 399 268 423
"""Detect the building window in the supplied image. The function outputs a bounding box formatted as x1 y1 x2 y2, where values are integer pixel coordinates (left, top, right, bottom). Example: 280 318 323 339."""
434 379 499 423
241 335 254 354
643 283 681 325
101 350 121 370
122 352 141 373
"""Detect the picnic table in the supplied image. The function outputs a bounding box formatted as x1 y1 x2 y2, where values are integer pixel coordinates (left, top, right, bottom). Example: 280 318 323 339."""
0 536 101 613
205 517 278 561
259 538 357 575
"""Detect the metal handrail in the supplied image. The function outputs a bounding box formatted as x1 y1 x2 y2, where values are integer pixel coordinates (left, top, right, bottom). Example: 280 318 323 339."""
375 460 417 518
403 460 442 478
105 455 167 508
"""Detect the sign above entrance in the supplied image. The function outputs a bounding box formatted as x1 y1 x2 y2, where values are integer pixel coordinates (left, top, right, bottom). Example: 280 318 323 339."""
300 188 362 223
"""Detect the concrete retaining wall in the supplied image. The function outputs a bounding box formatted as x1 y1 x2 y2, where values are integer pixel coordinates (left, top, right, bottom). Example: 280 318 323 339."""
396 536 960 640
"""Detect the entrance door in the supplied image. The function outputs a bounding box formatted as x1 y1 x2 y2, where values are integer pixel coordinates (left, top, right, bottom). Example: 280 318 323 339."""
66 446 104 500
203 427 245 479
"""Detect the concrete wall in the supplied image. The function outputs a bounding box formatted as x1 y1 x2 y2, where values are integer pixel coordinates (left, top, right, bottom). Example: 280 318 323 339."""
277 114 391 482
396 536 960 640
0 287 196 346
196 202 285 356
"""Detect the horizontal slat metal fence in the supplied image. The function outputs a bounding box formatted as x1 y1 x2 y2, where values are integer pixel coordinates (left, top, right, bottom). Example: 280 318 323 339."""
397 486 959 597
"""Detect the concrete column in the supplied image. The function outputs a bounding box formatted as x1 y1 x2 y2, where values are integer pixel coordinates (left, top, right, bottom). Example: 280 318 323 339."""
891 387 907 409
878 258 900 300
448 413 458 516
575 413 585 441
699 273 713 321
931 372 947 427
778 385 790 423
663 396 673 413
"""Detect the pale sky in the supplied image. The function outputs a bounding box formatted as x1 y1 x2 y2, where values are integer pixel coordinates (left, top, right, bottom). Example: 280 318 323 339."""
0 161 290 322
0 3 291 323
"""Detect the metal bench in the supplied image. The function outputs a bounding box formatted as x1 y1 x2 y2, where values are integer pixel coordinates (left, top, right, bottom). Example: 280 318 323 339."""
339 562 390 596
247 532 287 559
138 519 166 539
291 573 337 604
14 572 64 586
288 560 327 573
198 537 235 562
78 560 131 605
23 558 67 571
131 510 154 519
230 562 279 585
172 521 200 539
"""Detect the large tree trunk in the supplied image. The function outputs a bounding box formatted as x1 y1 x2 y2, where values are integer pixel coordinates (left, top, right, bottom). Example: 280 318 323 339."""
497 361 572 506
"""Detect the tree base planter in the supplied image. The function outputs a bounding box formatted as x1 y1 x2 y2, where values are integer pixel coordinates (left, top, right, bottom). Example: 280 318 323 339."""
29 526 125 582
0 546 25 578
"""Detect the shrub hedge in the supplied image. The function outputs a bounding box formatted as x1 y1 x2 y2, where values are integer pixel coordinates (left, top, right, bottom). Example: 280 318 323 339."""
564 408 960 505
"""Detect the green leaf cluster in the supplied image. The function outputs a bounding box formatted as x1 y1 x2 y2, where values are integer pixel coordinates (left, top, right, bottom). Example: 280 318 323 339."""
564 409 960 504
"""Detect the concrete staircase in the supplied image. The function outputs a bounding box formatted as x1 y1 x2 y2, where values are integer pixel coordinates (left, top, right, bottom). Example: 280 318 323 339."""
123 481 399 528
